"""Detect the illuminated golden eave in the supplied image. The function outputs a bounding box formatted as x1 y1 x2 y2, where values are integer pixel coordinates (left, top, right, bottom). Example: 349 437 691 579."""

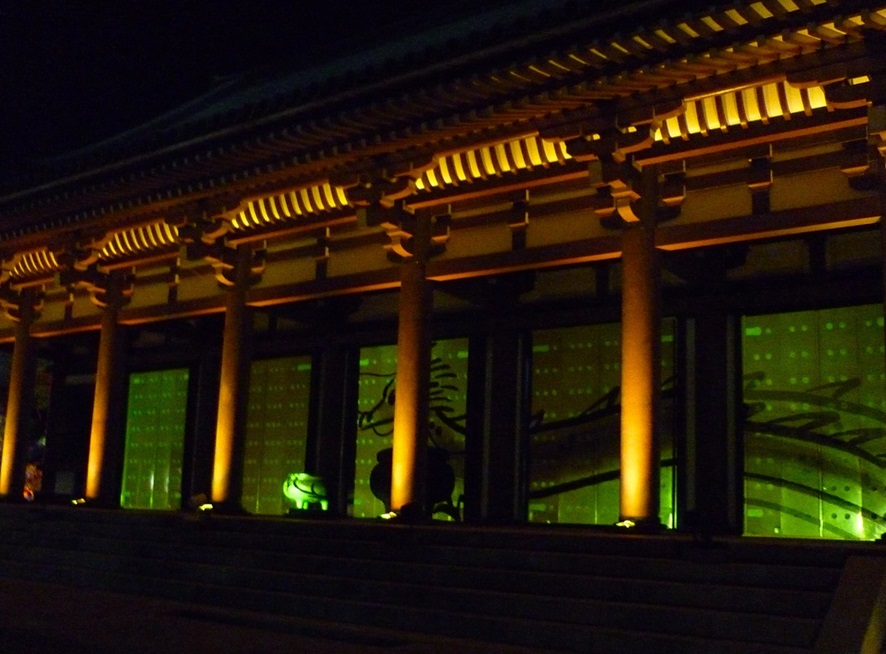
100 221 179 261
231 182 350 231
8 249 59 282
415 135 572 192
228 134 573 234
654 78 830 142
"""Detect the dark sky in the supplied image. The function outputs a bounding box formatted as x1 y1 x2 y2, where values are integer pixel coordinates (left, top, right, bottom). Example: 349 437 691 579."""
0 0 507 180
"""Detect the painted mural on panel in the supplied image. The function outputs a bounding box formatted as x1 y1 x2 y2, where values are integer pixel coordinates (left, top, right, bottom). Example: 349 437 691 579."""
529 321 676 526
743 306 886 540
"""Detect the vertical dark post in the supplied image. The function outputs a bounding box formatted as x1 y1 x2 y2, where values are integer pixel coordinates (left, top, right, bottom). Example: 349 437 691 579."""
0 293 39 499
182 316 223 505
480 328 530 523
687 312 742 534
307 344 359 515
467 274 533 524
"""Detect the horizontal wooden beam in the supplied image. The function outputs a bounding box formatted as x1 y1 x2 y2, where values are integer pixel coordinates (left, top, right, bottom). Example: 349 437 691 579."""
427 235 621 281
247 267 401 308
656 196 881 250
637 113 869 167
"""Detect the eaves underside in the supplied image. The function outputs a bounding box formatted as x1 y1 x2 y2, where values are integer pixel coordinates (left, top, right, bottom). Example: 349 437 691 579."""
2 88 876 294
0 0 883 238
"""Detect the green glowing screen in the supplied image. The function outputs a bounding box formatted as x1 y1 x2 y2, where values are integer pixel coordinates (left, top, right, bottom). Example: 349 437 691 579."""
242 356 311 515
120 368 189 510
742 305 886 540
354 343 397 518
529 320 676 526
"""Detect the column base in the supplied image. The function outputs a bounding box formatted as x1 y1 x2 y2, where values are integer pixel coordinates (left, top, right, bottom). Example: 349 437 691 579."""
287 507 335 520
70 497 121 509
615 517 667 533
379 502 427 524
200 500 248 516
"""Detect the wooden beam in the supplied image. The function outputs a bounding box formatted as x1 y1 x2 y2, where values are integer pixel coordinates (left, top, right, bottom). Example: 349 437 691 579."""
637 113 869 167
427 235 621 281
656 196 881 250
247 267 401 308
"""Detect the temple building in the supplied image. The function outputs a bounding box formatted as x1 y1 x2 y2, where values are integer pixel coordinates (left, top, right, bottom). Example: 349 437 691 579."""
0 0 884 559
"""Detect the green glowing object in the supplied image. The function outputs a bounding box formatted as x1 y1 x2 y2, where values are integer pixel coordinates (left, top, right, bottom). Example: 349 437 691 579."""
283 472 328 511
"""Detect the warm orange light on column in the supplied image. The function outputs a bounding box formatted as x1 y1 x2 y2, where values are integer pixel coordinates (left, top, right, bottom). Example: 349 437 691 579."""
0 317 35 496
619 223 662 524
390 258 433 513
212 284 247 504
86 305 120 500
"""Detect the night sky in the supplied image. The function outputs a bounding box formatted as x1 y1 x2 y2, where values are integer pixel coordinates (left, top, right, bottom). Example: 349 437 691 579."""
0 0 510 182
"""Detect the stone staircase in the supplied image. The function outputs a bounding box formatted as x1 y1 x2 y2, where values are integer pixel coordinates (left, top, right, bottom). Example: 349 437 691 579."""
0 505 883 653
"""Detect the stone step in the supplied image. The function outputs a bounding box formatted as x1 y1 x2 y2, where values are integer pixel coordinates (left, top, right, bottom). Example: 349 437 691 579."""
1 505 875 653
5 540 834 620
0 558 821 653
6 512 844 592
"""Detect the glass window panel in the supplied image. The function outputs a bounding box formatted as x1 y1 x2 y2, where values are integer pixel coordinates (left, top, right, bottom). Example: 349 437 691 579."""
242 356 312 515
742 305 886 540
529 320 676 526
120 368 189 510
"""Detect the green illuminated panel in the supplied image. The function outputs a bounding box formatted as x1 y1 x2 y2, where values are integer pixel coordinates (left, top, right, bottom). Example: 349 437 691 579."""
354 344 397 518
430 339 467 519
241 356 311 515
743 305 886 540
354 340 467 519
120 369 189 510
529 320 676 526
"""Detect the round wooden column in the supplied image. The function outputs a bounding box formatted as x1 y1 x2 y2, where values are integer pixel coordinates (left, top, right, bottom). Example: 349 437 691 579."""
85 298 127 502
619 221 662 527
211 245 253 508
0 299 38 498
389 256 433 515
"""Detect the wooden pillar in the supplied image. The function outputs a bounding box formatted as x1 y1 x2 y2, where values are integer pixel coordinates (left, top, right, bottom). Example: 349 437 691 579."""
306 345 359 516
348 192 445 519
686 312 742 534
182 315 222 505
0 293 39 499
389 255 433 515
618 169 663 528
484 330 530 523
211 245 254 508
463 276 532 524
85 294 128 503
